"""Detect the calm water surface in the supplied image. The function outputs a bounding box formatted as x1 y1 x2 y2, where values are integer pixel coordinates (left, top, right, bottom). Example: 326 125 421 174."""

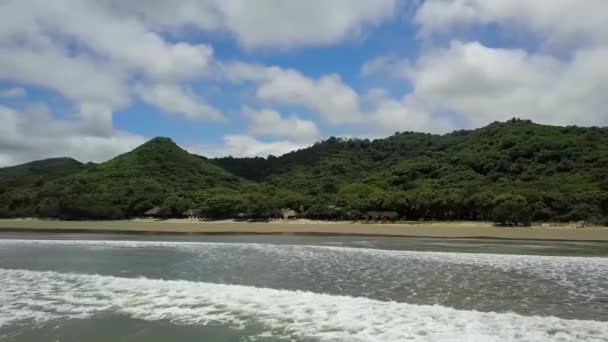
0 233 607 341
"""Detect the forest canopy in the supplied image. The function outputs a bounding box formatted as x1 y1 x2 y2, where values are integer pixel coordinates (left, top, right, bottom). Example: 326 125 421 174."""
1 119 607 226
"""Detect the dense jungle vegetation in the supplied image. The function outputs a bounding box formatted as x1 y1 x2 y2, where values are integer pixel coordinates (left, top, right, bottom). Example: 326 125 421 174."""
1 119 607 225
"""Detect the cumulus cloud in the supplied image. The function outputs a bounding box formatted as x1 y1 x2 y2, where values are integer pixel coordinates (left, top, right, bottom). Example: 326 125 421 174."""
0 0 402 164
0 0 216 118
406 41 608 127
415 0 608 48
0 45 130 109
2 0 607 165
360 56 409 79
244 107 321 143
0 0 226 165
189 106 322 158
106 0 399 49
136 83 224 121
1 1 214 82
224 60 460 135
0 104 146 166
367 96 456 135
357 1 608 131
188 135 308 158
0 87 26 98
223 62 363 124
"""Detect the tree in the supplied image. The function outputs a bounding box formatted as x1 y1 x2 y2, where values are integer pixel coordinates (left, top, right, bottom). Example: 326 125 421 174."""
1 120 608 222
562 203 601 221
132 200 154 216
492 194 531 226
273 191 314 212
199 194 244 219
36 197 61 218
305 204 347 220
243 193 278 219
163 195 194 217
156 206 172 219
530 201 554 221
337 183 382 212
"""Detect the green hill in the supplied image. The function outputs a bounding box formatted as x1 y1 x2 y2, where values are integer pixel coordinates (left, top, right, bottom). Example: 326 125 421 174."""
214 119 608 224
0 157 87 179
1 137 245 219
0 157 90 217
1 120 607 224
216 120 607 191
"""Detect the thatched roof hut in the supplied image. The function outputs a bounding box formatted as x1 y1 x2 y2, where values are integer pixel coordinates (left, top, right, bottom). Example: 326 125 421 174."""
281 208 298 220
144 207 161 216
183 209 197 218
366 211 399 221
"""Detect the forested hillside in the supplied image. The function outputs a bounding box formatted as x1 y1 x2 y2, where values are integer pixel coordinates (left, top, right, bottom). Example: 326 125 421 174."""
0 158 91 217
0 138 246 219
1 119 607 225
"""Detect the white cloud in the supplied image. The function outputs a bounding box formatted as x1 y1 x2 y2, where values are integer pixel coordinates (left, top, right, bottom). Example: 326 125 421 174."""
1 1 214 82
406 41 608 127
0 45 130 109
224 60 462 136
415 0 608 47
243 107 321 143
408 1 608 128
0 87 26 98
77 103 115 137
188 106 321 159
0 0 404 164
257 72 363 125
0 0 217 121
361 1 608 133
3 0 605 165
0 0 400 163
188 135 308 158
368 96 456 135
360 56 409 79
136 83 224 121
0 104 146 166
223 62 363 124
107 0 399 49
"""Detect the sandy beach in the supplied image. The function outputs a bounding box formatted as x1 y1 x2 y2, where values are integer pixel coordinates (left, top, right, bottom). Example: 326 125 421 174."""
0 219 606 241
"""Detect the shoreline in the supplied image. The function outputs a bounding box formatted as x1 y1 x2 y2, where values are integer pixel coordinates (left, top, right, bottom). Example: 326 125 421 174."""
0 219 607 241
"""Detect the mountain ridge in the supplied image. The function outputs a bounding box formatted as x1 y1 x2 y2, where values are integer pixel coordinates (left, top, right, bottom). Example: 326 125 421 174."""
1 119 607 224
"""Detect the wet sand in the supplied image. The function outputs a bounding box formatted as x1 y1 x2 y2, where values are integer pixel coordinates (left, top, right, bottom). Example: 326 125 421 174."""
0 219 607 241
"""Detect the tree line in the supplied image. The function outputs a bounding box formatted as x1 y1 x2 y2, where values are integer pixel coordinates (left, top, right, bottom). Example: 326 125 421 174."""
16 185 607 227
1 119 607 226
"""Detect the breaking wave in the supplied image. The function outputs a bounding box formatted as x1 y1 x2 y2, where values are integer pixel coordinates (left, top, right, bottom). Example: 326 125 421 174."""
1 268 607 341
1 238 606 301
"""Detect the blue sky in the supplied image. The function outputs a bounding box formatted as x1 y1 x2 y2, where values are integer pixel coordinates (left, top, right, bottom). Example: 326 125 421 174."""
0 1 606 166
114 14 419 142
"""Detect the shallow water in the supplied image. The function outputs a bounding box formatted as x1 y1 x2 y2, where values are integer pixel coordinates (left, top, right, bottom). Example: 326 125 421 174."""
0 234 607 341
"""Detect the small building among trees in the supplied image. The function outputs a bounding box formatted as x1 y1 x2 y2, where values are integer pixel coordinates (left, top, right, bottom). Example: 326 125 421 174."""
366 211 399 221
144 206 170 219
183 209 197 220
281 208 298 220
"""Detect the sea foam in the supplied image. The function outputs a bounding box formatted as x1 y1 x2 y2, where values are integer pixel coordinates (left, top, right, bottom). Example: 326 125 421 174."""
1 238 606 300
1 268 607 341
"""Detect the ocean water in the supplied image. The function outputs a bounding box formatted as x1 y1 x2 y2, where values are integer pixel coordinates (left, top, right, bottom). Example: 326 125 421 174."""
0 234 607 341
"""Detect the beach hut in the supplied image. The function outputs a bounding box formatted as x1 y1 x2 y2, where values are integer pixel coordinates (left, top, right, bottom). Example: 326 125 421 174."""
281 208 298 220
144 207 162 217
183 209 197 220
366 211 399 221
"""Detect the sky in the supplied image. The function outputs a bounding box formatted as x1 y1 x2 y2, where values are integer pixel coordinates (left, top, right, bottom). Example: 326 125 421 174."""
0 0 607 166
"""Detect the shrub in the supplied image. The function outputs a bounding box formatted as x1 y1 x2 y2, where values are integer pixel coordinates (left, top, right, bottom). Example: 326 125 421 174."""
492 194 531 226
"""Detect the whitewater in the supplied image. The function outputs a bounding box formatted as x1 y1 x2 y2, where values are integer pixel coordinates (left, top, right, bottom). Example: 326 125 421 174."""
0 237 606 341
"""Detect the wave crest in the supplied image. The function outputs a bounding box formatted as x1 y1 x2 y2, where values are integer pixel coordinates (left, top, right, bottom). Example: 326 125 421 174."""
1 268 607 341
